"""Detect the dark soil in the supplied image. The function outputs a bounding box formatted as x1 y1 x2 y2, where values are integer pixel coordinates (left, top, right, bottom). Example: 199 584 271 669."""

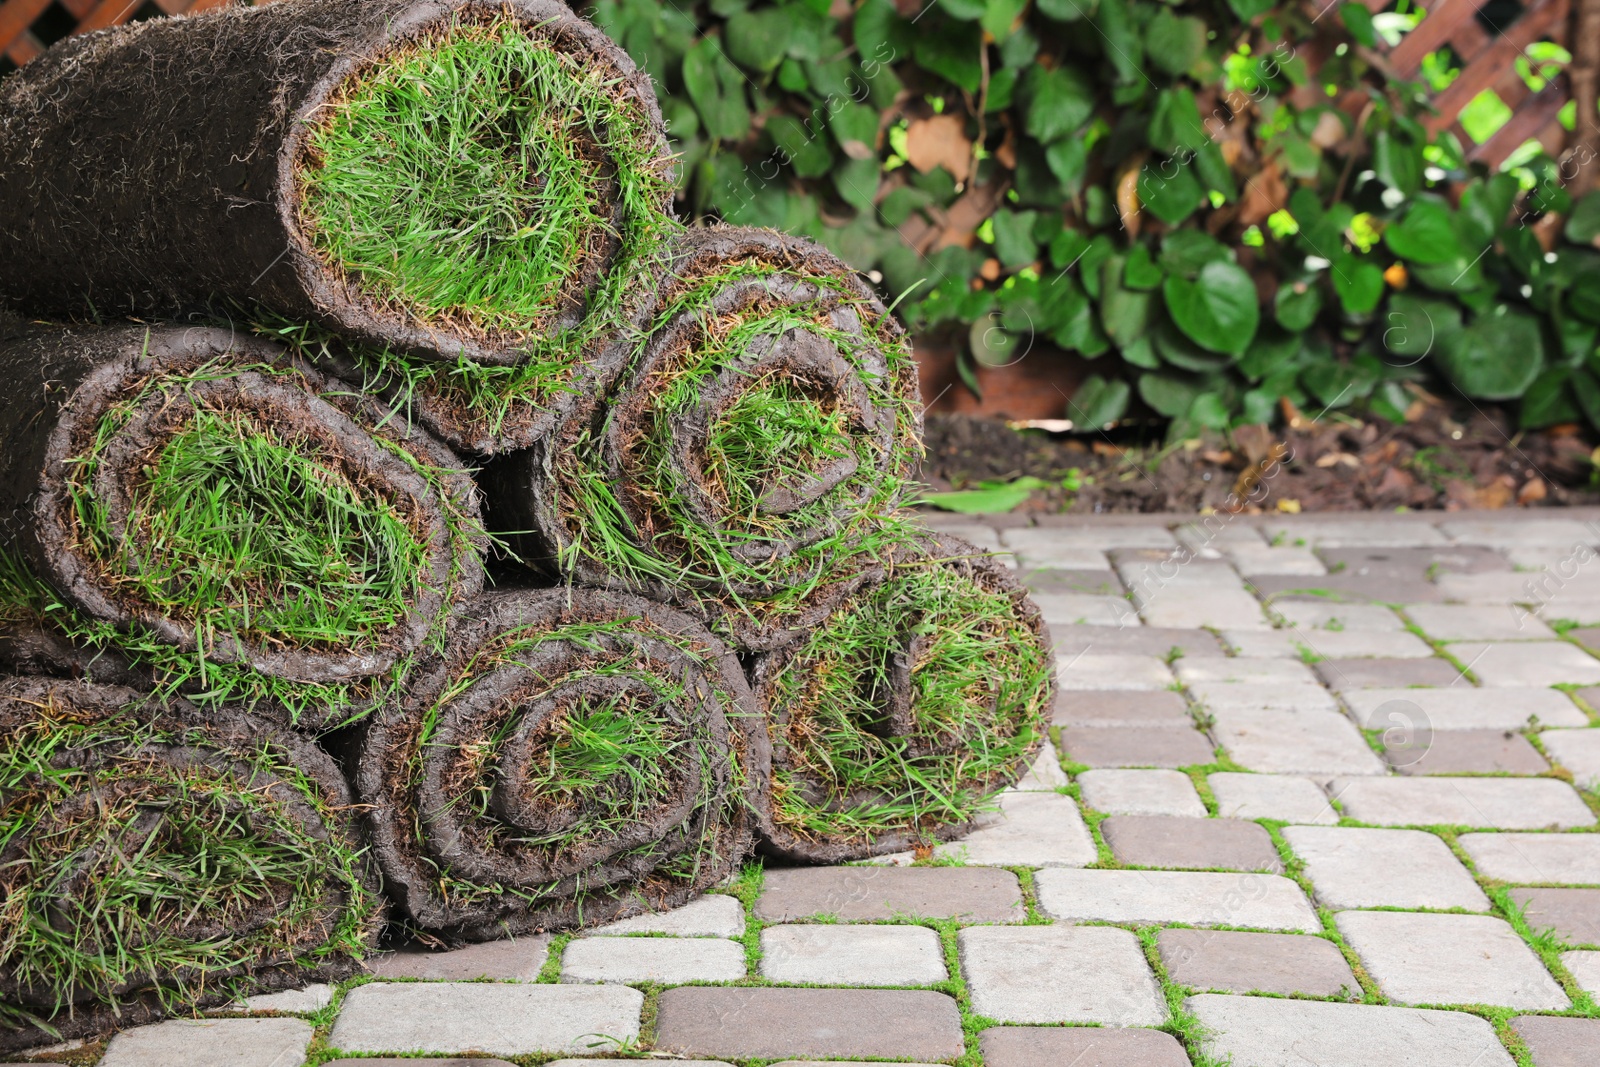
917 396 1600 514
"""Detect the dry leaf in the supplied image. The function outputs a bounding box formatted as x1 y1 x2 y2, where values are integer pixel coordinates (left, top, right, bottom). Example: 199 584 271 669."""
1237 160 1286 228
1310 110 1346 148
1519 477 1548 505
1277 498 1302 513
1115 156 1144 238
905 114 972 183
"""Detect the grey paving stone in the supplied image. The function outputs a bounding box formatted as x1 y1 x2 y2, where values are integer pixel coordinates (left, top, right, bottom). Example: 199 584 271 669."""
1217 628 1302 658
1336 910 1570 1009
1187 993 1515 1066
1459 833 1600 884
1050 624 1227 659
1101 815 1282 871
329 983 643 1055
1059 725 1214 768
1188 680 1338 712
1508 887 1600 946
1208 705 1387 776
1512 1015 1600 1067
1282 826 1489 911
979 1026 1190 1066
546 1062 728 1067
1452 641 1600 686
755 867 1025 922
1569 629 1600 657
1032 593 1136 627
767 1063 939 1067
591 893 744 937
1341 687 1589 731
1035 869 1321 932
1137 586 1272 630
1561 949 1600 996
1440 518 1600 547
760 924 946 986
1012 736 1069 789
1157 928 1358 997
653 988 964 1061
368 935 550 980
1175 519 1268 551
234 984 333 1014
1056 652 1175 690
1003 531 1145 567
1120 556 1246 594
1384 727 1549 776
1176 657 1321 686
327 1061 515 1067
958 925 1166 1026
1021 567 1123 596
1301 629 1436 660
1225 543 1326 576
932 789 1097 867
1277 602 1407 630
1054 688 1195 727
560 936 745 984
1077 768 1207 816
1251 571 1444 604
1436 570 1559 603
1405 603 1552 641
1540 728 1600 791
1318 542 1511 574
1208 772 1339 824
1315 657 1464 689
99 1019 314 1067
1329 776 1595 829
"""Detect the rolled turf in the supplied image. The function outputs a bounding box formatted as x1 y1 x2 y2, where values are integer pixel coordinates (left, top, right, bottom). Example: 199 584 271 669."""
751 533 1054 864
356 587 767 941
0 0 676 376
0 677 381 1053
0 321 484 730
485 226 923 648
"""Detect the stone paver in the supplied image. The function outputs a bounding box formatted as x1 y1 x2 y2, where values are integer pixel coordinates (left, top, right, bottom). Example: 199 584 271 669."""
1540 727 1600 790
1208 772 1340 824
1101 815 1282 871
368 935 551 980
1436 570 1561 603
1460 832 1600 884
1341 687 1589 730
329 983 643 1056
1050 624 1227 658
958 925 1166 1026
1012 737 1069 789
979 1026 1190 1065
1005 524 1178 555
1055 653 1174 690
1404 603 1553 641
1329 776 1595 829
1225 542 1326 575
1077 768 1207 816
238 983 333 1013
1188 680 1338 712
1304 629 1436 659
653 988 964 1061
1383 727 1548 775
1277 602 1407 630
1509 887 1600 946
1035 869 1321 932
1208 705 1386 775
933 789 1097 867
1158 928 1358 996
1452 641 1600 686
1177 657 1320 686
760 924 946 986
755 867 1025 922
1022 567 1124 595
1512 1016 1600 1067
560 937 745 984
591 893 744 938
1336 911 1570 1008
100 1019 314 1067
1253 571 1444 604
1054 688 1194 726
1316 657 1464 688
1137 586 1272 629
1060 725 1213 768
1187 994 1515 1065
326 1060 517 1067
1283 826 1489 911
1441 518 1600 547
1032 593 1136 627
1561 949 1600 996
1268 519 1450 547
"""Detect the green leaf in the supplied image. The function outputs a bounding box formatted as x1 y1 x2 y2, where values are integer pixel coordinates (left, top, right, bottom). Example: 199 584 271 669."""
981 0 1030 40
1436 309 1546 400
938 0 988 18
854 0 912 62
1521 368 1580 429
1193 142 1237 202
879 185 933 227
682 40 750 141
1159 231 1231 278
1227 0 1273 17
1332 256 1384 314
830 103 880 160
1570 272 1600 324
920 476 1047 514
1001 25 1040 69
1148 89 1210 155
1078 234 1115 298
1339 3 1376 47
1567 191 1600 244
833 156 881 214
1036 0 1095 19
1068 374 1131 429
1139 372 1200 417
1144 9 1207 76
768 115 833 178
1190 392 1231 429
991 209 1040 270
1275 281 1322 332
986 68 1018 112
1022 65 1096 143
1163 260 1260 354
1099 255 1155 346
1573 369 1600 428
1238 327 1301 381
1384 200 1465 265
1045 139 1088 190
1373 130 1423 197
1094 0 1142 84
1383 293 1461 359
968 311 1023 367
1137 158 1206 226
1119 334 1159 368
724 9 791 72
1155 319 1233 372
914 25 983 93
1457 173 1519 249
1124 244 1164 290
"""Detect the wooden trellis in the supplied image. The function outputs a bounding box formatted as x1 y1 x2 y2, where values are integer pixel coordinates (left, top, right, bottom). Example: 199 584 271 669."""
0 0 258 71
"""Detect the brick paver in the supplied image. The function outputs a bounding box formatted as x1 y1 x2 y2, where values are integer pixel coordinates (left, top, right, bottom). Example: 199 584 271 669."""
1101 815 1281 871
1540 728 1600 790
1341 687 1589 730
1053 688 1194 726
1330 776 1595 829
1076 768 1207 815
1459 832 1600 883
1188 994 1514 1065
1059 725 1213 768
1050 624 1227 658
1157 928 1358 996
930 789 1097 867
1508 888 1600 946
978 1026 1190 1065
328 984 644 1056
1283 826 1489 911
1451 641 1600 686
1338 911 1571 1009
958 925 1166 1026
760 925 945 985
1315 656 1465 688
1405 603 1553 641
1382 727 1548 775
1207 772 1339 823
653 988 965 1060
1512 1016 1600 1067
755 867 1026 922
560 937 745 984
1055 652 1174 690
1208 705 1387 775
100 1019 314 1067
369 935 550 980
1035 869 1321 931
592 893 744 937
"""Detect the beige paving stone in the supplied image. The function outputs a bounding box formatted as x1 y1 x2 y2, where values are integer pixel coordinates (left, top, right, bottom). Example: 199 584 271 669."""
1120 558 1246 595
1436 571 1564 604
1276 602 1406 630
958 925 1166 1026
1059 725 1215 768
760 924 946 986
1282 826 1489 911
1050 624 1227 659
1005 525 1177 558
1405 603 1552 641
653 988 964 1061
1328 776 1595 829
1300 629 1435 659
1187 681 1339 712
1022 567 1125 596
99 1019 314 1067
1187 994 1514 1066
368 935 551 980
1055 652 1174 690
755 867 1026 922
1136 587 1273 630
1208 705 1387 776
1077 768 1207 816
1157 929 1357 997
1035 869 1321 932
1263 519 1450 547
1054 688 1195 727
1561 949 1600 997
1225 543 1326 575
1033 592 1139 628
560 936 745 984
1539 728 1600 791
1012 736 1069 789
237 984 333 1014
1341 687 1588 731
1451 641 1600 686
1458 833 1600 885
591 894 744 938
1207 772 1339 824
932 789 1098 867
1217 629 1301 658
1175 657 1320 686
1439 518 1600 547
1336 911 1570 1009
328 984 643 1056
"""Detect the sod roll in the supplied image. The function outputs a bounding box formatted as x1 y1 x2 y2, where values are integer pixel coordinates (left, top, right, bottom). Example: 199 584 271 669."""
0 0 675 371
0 321 484 729
356 587 766 941
752 533 1055 864
0 677 381 1053
485 226 922 649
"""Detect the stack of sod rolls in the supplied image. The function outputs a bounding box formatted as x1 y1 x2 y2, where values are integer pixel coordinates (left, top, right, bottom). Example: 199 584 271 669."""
0 0 1055 1050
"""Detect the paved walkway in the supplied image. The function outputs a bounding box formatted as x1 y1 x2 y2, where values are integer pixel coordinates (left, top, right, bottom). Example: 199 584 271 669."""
35 509 1600 1066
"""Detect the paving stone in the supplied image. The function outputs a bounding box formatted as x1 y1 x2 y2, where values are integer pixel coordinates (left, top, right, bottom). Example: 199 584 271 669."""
1035 869 1321 932
591 893 744 937
979 1026 1190 1067
1452 641 1600 686
1405 603 1553 641
1440 518 1600 547
760 924 946 985
958 925 1166 1026
1005 525 1176 559
1534 599 1600 624
921 519 1007 549
1326 542 1513 572
1208 772 1339 824
1012 736 1069 789
1157 928 1357 997
1187 681 1339 712
560 936 745 984
1341 687 1589 730
1561 949 1600 996
767 1063 939 1067
329 983 643 1055
1383 726 1548 775
1277 602 1407 630
1175 519 1268 551
1508 887 1600 946
239 983 333 1013
1102 814 1280 871
1460 832 1600 885
1032 592 1139 628
1569 629 1600 657
932 789 1098 867
545 1062 728 1067
755 867 1026 922
368 935 551 980
1511 1015 1600 1067
1218 628 1301 658
1054 688 1195 727
1077 768 1207 816
1225 543 1326 575
1051 624 1227 659
1540 728 1600 790
1263 519 1449 547
1336 911 1570 1009
1059 725 1214 768
326 1060 517 1067
1436 571 1562 603
653 988 964 1061
1302 629 1436 659
1187 994 1515 1066
1329 776 1595 829
1315 657 1464 688
1208 706 1387 776
1282 826 1489 911
1056 652 1174 690
1120 557 1247 594
1009 545 1110 570
1020 567 1122 595
100 1019 315 1067
1250 571 1444 604
1137 587 1273 630
1177 657 1321 686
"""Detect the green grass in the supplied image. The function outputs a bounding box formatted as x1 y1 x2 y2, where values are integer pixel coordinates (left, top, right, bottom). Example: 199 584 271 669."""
701 374 855 518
